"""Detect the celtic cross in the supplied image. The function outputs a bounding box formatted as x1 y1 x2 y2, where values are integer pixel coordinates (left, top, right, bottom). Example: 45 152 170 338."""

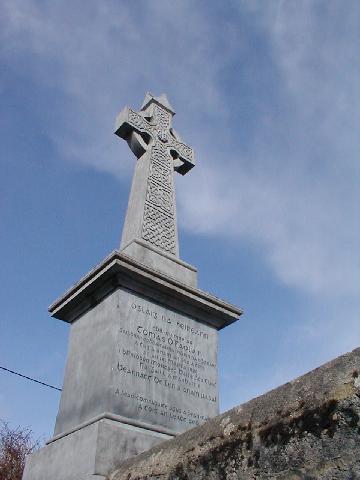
114 93 195 261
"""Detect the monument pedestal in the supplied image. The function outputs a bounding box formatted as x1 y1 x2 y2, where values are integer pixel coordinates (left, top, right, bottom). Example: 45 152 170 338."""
23 250 241 480
23 416 171 480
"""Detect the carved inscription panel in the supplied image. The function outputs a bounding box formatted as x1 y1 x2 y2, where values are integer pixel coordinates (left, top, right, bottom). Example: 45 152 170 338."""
112 289 218 433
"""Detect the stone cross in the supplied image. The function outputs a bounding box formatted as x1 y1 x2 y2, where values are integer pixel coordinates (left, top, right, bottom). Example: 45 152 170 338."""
115 93 194 259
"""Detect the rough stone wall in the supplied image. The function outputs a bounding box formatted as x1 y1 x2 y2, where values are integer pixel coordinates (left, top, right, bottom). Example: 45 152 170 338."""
110 348 360 480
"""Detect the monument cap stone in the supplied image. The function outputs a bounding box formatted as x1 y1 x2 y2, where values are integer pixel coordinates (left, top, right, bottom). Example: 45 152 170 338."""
140 92 176 115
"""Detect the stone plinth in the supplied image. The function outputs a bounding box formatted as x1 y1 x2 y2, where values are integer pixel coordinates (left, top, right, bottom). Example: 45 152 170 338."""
23 250 241 480
23 418 168 480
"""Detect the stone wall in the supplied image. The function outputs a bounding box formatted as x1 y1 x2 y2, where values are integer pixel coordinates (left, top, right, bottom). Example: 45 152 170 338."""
110 347 360 480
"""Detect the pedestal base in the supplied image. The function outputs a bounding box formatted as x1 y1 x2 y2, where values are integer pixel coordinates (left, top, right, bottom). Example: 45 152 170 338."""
121 239 197 287
23 417 172 480
31 250 241 480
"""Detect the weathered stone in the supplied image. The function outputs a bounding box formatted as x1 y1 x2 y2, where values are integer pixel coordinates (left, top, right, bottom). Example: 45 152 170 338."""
110 347 360 480
22 419 168 480
53 281 220 437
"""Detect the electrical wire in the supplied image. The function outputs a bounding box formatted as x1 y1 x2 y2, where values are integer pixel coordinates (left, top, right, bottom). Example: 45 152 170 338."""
0 366 62 392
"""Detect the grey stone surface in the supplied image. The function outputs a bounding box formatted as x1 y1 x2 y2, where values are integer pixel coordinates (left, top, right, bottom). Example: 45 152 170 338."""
114 93 195 284
80 477 106 480
54 287 219 436
122 239 197 287
48 250 241 330
79 477 106 480
23 418 169 480
80 476 106 479
110 347 360 480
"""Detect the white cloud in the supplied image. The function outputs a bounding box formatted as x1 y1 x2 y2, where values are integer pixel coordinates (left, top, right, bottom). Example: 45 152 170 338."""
178 1 360 300
1 0 359 302
0 0 228 178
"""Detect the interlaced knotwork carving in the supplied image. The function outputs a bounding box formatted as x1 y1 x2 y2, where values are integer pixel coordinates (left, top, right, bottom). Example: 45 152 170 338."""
150 158 172 186
142 204 176 255
128 109 153 136
153 105 171 130
149 145 173 188
169 137 194 161
147 182 173 213
142 142 176 254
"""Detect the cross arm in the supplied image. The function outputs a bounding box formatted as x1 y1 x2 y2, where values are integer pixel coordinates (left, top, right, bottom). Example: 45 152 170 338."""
114 107 153 158
168 132 195 175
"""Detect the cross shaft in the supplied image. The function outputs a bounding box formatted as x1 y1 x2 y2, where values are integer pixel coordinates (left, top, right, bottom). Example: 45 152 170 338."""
115 94 195 260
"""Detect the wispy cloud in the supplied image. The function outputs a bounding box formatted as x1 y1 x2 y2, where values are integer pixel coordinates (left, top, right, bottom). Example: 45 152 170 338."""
1 0 228 177
1 0 359 361
178 1 360 301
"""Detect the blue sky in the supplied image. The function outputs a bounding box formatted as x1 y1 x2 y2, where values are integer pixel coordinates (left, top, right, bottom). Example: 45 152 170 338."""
1 1 359 442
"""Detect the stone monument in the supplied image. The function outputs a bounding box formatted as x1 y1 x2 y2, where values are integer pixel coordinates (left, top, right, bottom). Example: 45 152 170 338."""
23 93 242 480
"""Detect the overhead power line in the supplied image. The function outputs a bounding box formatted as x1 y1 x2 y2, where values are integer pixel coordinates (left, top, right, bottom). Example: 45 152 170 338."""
0 366 62 392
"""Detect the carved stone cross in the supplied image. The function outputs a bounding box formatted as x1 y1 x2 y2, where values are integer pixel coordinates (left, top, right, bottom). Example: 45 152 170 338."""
115 93 195 265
